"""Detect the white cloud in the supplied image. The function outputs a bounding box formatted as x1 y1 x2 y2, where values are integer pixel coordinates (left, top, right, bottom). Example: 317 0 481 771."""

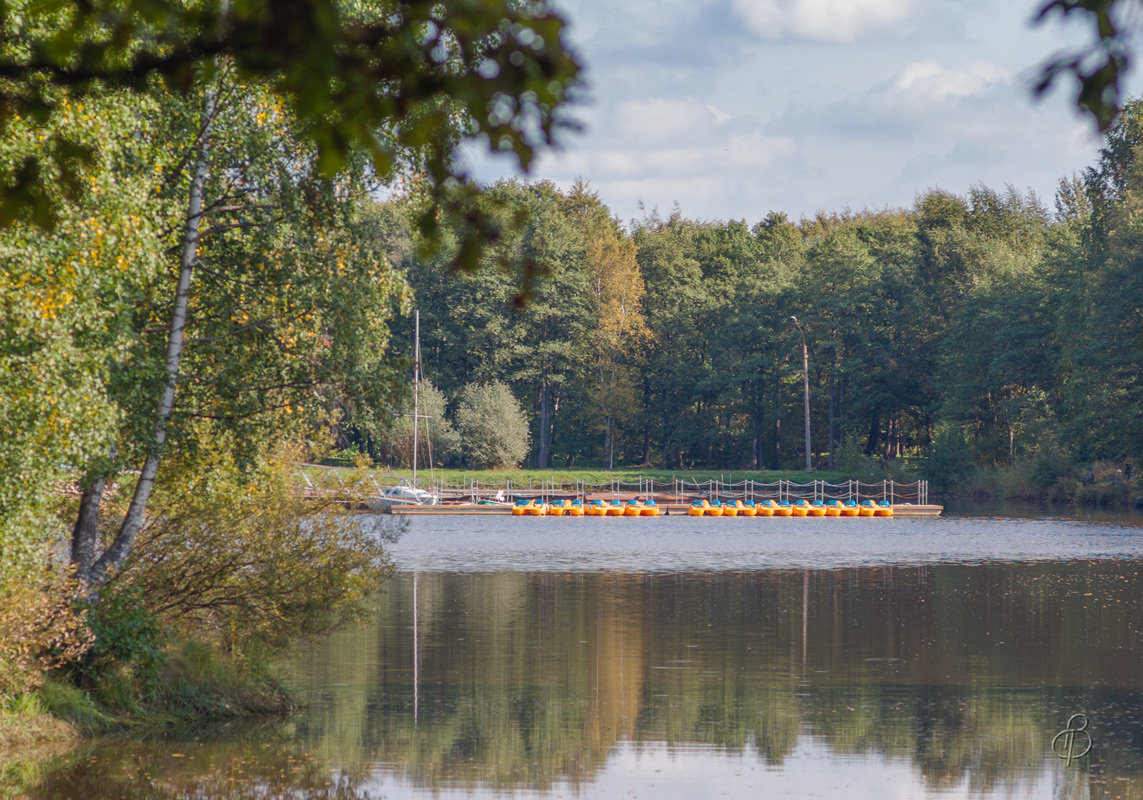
465 0 1110 224
706 105 732 125
893 61 1009 103
731 0 912 43
613 98 741 145
542 130 798 180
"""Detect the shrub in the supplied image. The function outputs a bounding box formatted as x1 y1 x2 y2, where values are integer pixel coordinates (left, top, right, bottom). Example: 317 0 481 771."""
0 557 92 700
837 440 885 482
921 423 976 494
455 382 531 469
1031 449 1074 490
71 585 166 709
836 440 915 483
115 442 399 656
385 379 461 468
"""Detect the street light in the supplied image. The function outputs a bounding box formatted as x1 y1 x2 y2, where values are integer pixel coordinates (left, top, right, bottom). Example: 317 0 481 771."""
789 315 811 471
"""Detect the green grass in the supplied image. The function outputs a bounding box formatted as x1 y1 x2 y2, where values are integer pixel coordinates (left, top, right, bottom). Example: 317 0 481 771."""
34 680 111 732
10 639 296 741
304 464 848 486
0 687 80 751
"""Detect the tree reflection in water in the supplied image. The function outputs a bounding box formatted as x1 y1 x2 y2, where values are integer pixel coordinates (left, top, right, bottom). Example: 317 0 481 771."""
18 563 1143 799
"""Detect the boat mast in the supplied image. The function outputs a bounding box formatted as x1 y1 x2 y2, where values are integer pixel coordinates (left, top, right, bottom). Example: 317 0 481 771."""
412 309 420 484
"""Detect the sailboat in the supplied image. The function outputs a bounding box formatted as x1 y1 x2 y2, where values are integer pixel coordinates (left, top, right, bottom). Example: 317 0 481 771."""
372 310 441 509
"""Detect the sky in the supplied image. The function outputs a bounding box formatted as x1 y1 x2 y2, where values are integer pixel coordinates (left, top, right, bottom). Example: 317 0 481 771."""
460 0 1143 226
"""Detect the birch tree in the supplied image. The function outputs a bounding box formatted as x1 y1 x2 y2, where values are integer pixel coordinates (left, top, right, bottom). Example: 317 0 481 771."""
0 0 580 593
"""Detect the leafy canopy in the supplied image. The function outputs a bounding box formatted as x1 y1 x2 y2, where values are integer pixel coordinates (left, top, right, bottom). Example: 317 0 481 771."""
0 0 582 264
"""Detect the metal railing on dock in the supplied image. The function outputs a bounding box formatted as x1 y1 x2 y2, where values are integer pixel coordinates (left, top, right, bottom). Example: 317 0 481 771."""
294 467 929 508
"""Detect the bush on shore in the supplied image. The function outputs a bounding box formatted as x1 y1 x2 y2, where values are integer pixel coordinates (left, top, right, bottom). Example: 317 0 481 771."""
941 457 1139 506
0 559 93 700
2 440 402 738
116 442 399 653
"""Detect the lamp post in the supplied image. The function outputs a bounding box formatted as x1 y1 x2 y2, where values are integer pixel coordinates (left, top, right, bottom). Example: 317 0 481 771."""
789 315 811 471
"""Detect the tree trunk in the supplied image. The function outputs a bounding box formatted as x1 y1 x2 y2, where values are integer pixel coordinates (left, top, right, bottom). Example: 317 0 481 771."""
750 411 760 469
75 79 216 590
837 376 845 457
640 377 652 466
70 477 106 582
536 374 551 468
865 406 881 457
605 414 614 469
772 418 781 468
551 390 561 465
827 371 836 470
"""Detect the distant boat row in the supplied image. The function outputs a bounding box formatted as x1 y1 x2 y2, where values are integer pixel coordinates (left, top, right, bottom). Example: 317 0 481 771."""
512 498 661 516
507 497 895 517
689 498 892 517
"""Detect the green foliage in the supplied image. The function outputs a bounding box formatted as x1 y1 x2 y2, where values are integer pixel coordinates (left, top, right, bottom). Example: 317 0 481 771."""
1050 102 1143 463
0 553 92 700
73 585 166 702
384 379 461 468
1 0 578 690
455 382 531 469
118 440 397 652
1030 449 1074 490
0 0 582 262
385 153 1137 482
34 680 108 731
43 439 397 725
834 439 914 483
921 424 977 494
0 87 162 594
46 637 290 729
1034 0 1134 131
152 639 293 720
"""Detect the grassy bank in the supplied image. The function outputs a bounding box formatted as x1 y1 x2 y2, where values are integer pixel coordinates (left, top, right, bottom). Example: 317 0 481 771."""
315 458 1141 509
0 695 77 798
308 464 849 486
0 639 297 798
2 639 294 743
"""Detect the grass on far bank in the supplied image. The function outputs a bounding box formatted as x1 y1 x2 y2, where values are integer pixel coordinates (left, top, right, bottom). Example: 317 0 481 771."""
307 463 850 487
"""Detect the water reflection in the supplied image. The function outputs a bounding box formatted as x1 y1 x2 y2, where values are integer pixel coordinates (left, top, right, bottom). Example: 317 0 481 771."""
284 564 1143 798
15 519 1143 799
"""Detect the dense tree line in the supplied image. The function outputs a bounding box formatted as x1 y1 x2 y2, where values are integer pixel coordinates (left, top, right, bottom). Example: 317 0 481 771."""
357 107 1143 485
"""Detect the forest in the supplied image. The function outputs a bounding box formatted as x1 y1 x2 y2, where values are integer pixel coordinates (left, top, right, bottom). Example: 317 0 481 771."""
1 0 1141 733
354 111 1143 494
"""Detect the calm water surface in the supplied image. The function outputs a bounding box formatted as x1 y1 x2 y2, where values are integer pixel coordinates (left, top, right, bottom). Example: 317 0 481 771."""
24 514 1143 799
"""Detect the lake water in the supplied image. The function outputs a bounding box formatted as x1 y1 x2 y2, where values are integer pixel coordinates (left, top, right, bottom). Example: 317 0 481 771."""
22 512 1143 799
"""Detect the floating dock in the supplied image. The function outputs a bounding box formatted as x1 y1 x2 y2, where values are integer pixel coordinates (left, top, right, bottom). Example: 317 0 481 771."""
391 503 943 517
298 470 941 517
